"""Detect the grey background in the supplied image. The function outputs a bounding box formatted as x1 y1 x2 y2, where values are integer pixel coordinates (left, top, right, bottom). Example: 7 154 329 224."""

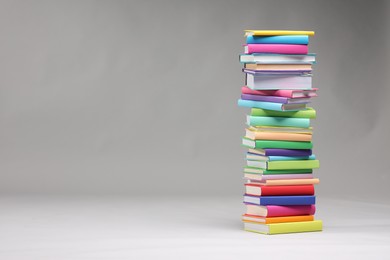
0 0 389 201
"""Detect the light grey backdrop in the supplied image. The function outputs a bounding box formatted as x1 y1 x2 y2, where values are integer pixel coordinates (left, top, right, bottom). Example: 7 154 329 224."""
0 0 389 201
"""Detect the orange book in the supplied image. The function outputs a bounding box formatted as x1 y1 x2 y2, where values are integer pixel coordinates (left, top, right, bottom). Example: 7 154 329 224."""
242 214 314 224
245 128 312 142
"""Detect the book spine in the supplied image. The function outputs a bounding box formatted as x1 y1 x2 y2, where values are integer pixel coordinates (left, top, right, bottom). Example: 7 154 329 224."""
245 44 308 55
267 205 316 217
247 116 310 128
246 35 309 45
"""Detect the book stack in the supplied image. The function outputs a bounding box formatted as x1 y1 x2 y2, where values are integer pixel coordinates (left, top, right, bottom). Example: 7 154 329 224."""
238 30 322 235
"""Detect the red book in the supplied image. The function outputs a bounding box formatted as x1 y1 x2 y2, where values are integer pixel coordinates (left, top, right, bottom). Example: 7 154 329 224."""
245 184 315 196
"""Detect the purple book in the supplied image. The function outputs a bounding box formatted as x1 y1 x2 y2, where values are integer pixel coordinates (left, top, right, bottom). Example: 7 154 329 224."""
263 149 312 156
241 94 310 104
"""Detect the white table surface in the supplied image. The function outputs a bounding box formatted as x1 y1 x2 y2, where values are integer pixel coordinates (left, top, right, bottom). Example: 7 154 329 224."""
0 196 389 260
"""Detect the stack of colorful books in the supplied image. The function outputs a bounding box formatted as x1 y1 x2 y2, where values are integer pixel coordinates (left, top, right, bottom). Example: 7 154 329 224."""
238 30 323 235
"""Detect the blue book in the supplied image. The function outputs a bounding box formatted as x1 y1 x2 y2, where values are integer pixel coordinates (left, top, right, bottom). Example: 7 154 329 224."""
246 35 309 45
247 115 310 128
244 195 316 206
238 99 306 112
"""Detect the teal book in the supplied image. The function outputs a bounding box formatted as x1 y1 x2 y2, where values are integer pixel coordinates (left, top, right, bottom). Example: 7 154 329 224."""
238 99 306 112
247 115 310 128
242 137 312 149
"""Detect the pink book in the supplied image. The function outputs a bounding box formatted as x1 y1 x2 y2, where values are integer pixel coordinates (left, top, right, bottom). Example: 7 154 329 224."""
245 44 308 54
242 86 318 98
246 204 316 217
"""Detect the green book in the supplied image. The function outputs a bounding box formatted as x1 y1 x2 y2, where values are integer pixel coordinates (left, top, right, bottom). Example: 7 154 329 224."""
244 167 313 175
244 220 323 235
247 160 320 170
242 137 313 150
251 107 316 118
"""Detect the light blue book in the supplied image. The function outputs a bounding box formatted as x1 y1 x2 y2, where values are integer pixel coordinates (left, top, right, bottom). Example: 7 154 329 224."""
246 35 309 44
247 115 310 128
238 99 306 112
268 155 316 161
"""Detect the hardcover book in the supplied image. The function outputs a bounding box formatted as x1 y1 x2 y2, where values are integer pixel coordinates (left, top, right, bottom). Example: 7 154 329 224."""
247 159 320 170
246 35 309 45
244 195 316 206
242 137 313 149
245 204 316 217
244 30 315 36
238 99 306 111
244 220 322 235
248 148 312 156
245 128 312 142
245 184 315 196
242 86 318 99
242 214 314 224
241 94 311 104
245 73 312 90
246 115 310 128
239 53 316 64
244 44 308 55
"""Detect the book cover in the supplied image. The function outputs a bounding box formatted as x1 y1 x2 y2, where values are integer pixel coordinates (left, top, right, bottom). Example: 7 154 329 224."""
243 137 313 149
244 173 314 181
244 30 315 36
245 204 316 217
267 160 320 170
248 148 312 156
244 195 316 206
253 178 320 186
247 153 316 161
246 35 309 45
244 220 323 235
244 64 312 71
247 115 310 128
245 184 315 196
239 53 316 64
245 73 312 90
241 94 310 104
242 86 318 99
245 129 312 142
242 214 314 224
245 44 308 55
244 167 313 175
238 99 306 111
250 107 316 118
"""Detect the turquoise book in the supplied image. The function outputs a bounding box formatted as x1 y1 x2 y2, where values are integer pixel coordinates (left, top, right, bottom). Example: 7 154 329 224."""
238 99 306 112
247 115 310 128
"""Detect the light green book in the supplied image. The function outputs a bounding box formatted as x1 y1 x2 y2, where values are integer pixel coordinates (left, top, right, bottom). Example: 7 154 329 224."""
247 160 320 170
244 167 313 175
251 107 316 118
244 220 323 235
242 137 313 150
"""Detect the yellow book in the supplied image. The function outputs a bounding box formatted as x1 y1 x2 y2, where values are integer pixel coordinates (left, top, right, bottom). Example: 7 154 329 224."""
245 30 315 36
244 220 323 235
